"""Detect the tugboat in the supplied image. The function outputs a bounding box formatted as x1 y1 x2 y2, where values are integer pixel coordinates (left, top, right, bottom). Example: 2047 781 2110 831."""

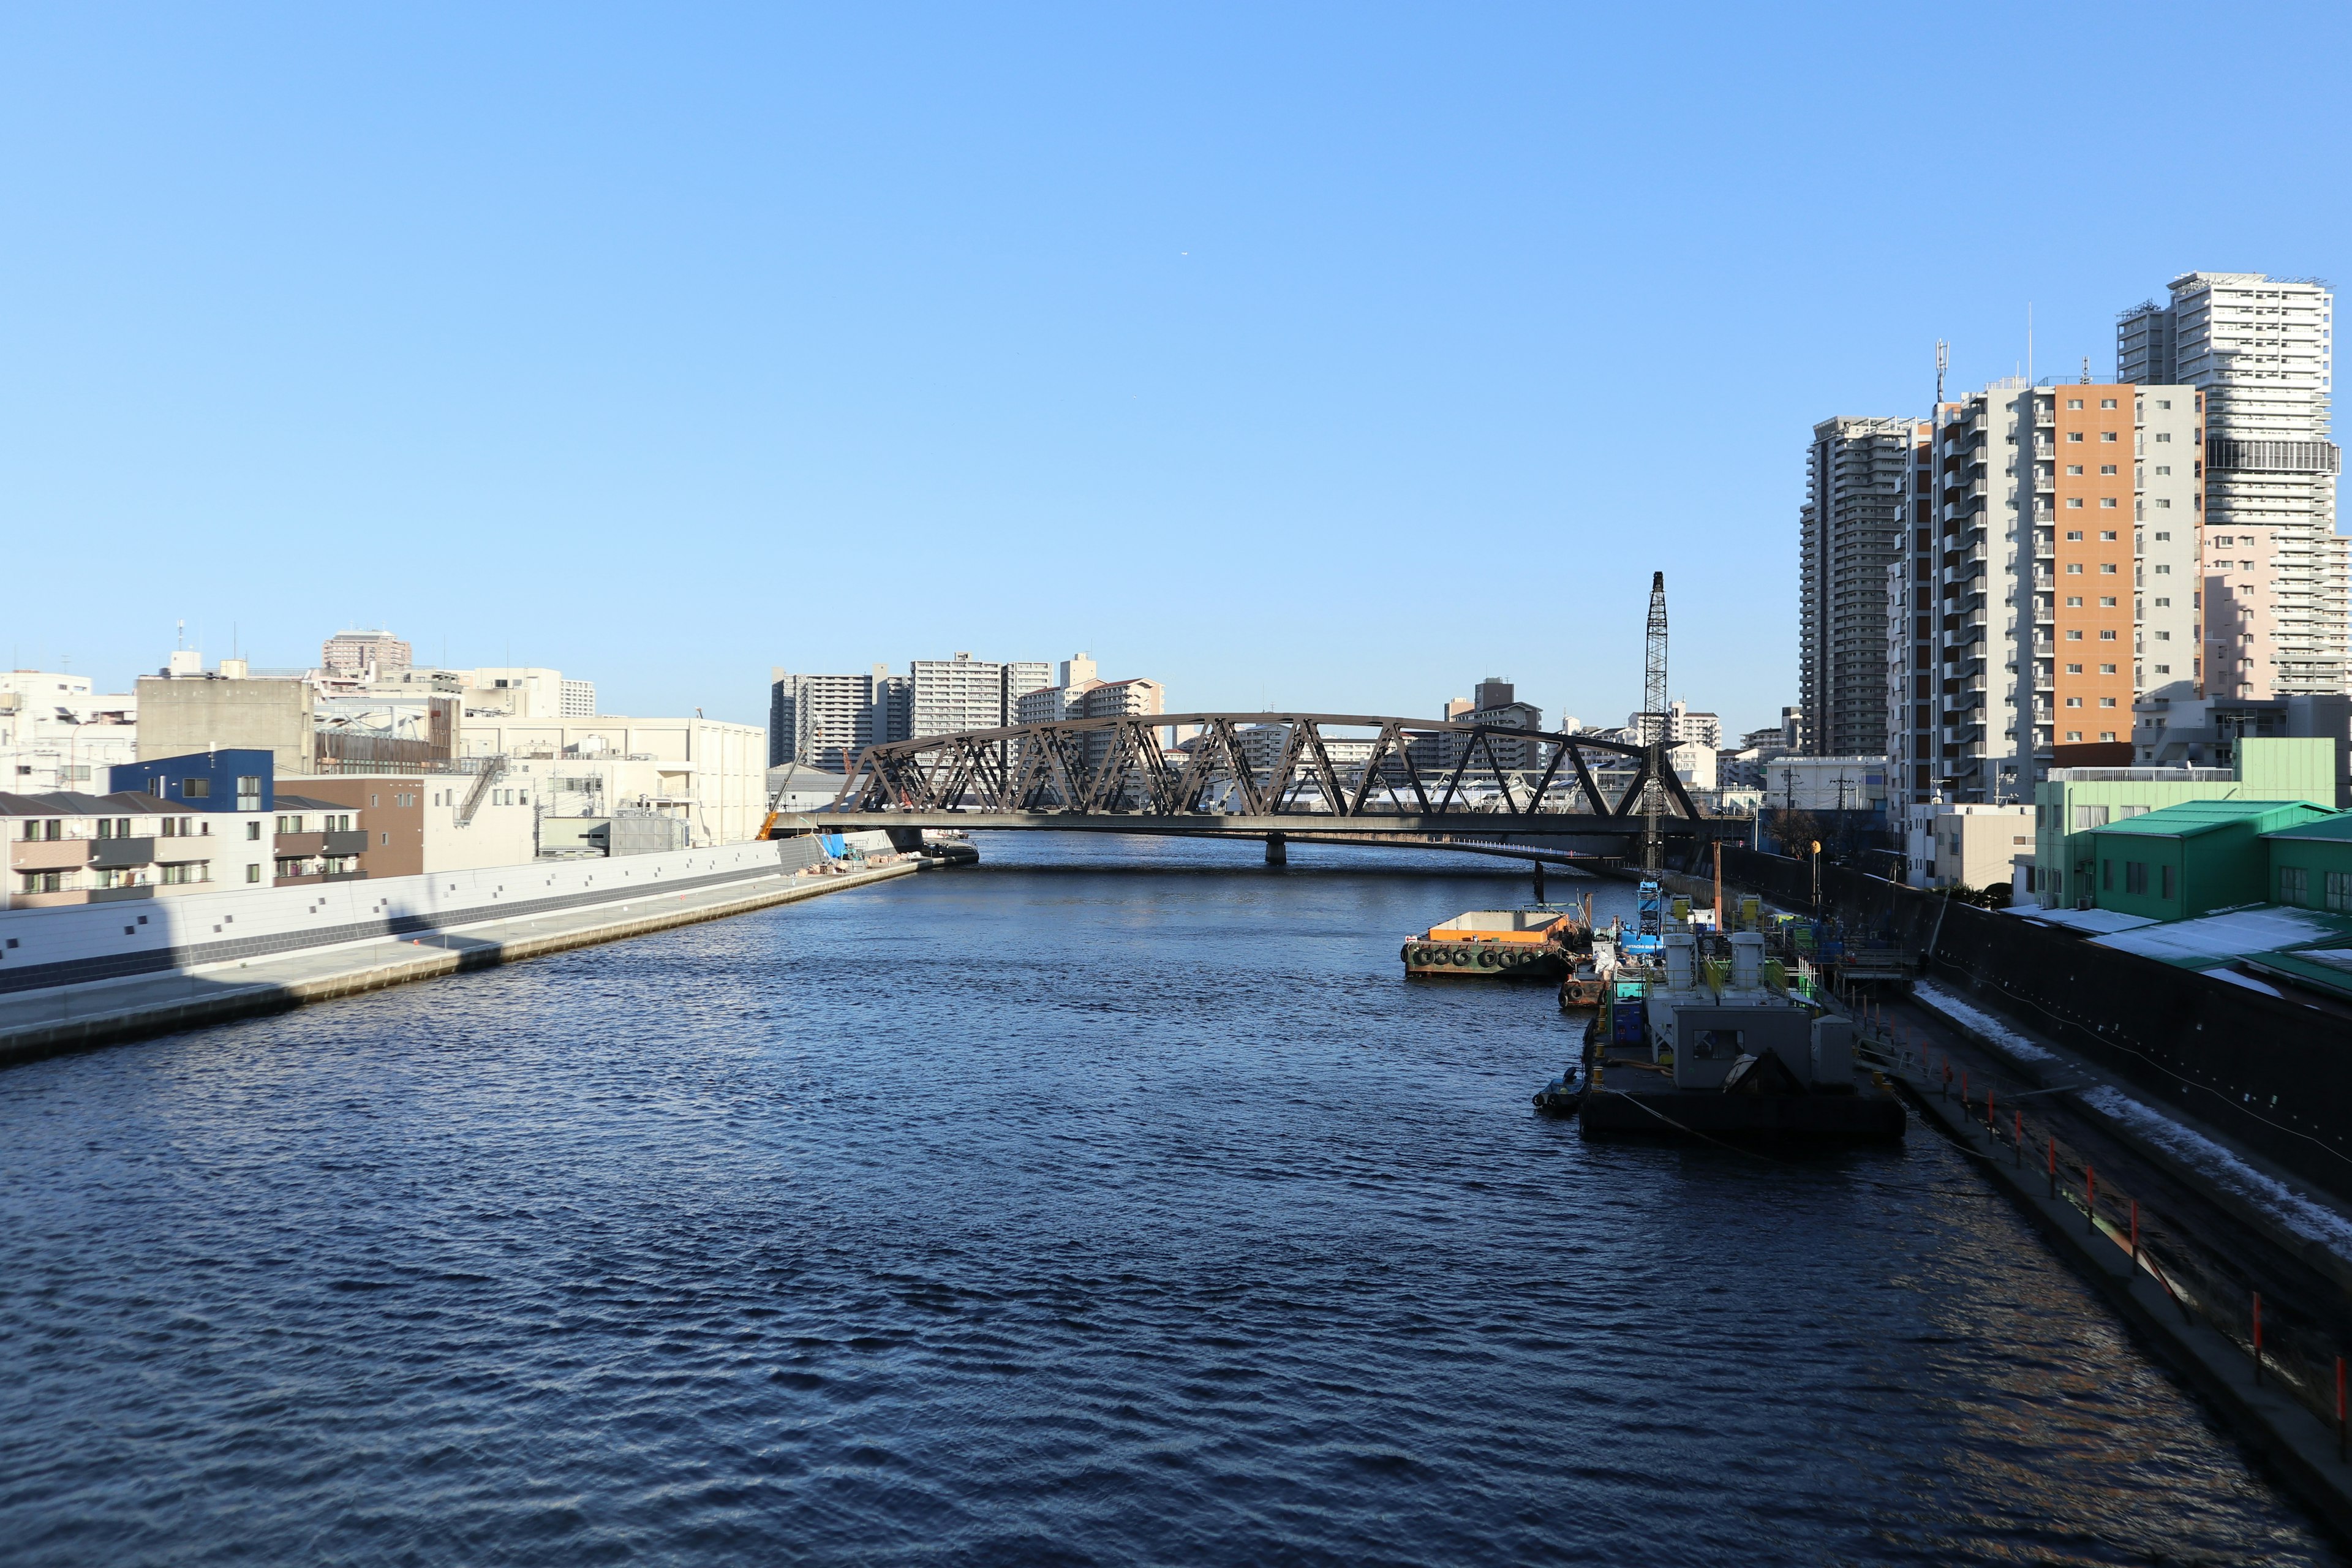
1558 927 1619 1008
1401 895 1590 980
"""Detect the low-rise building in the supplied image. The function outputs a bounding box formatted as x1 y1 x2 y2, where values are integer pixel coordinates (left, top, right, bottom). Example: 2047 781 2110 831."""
459 715 768 845
2029 737 2336 908
2082 800 2334 921
1898 802 2037 890
292 774 538 876
0 671 138 793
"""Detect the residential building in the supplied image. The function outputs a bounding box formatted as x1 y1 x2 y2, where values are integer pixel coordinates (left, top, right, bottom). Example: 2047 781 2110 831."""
1060 652 1098 688
294 774 538 875
321 628 412 677
910 654 1012 737
2028 735 2334 907
1802 417 1918 759
268 794 369 884
769 667 908 771
1897 802 2035 890
1079 677 1166 722
1893 380 2201 805
2119 272 2345 698
3 786 269 908
0 671 138 793
560 680 597 717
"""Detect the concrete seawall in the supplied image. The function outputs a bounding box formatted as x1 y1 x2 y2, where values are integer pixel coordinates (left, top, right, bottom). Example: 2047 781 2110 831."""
0 859 919 1068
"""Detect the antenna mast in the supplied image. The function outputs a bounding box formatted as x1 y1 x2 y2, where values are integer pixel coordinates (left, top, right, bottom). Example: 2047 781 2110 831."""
1642 570 1668 877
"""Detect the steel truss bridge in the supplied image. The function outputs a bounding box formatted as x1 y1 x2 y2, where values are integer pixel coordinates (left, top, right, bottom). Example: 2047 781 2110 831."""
769 712 1738 853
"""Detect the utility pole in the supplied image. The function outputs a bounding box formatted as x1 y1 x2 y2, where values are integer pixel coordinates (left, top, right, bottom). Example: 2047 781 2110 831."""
1642 571 1668 879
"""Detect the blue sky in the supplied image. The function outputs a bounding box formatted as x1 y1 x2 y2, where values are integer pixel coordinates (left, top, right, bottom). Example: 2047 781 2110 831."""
4 4 2347 736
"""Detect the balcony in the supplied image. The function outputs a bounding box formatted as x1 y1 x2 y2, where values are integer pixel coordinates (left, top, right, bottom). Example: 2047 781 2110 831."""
276 831 326 856
90 837 157 869
9 839 93 871
151 837 212 862
323 829 368 856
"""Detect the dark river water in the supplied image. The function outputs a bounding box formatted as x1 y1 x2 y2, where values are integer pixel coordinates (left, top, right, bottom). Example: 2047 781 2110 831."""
1 835 2340 1566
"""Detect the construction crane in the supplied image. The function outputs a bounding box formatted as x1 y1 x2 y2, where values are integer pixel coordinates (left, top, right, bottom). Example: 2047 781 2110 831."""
1642 570 1668 879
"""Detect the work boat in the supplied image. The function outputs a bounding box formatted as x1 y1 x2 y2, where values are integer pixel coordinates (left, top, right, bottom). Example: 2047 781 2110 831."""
1537 922 1905 1142
1401 898 1590 980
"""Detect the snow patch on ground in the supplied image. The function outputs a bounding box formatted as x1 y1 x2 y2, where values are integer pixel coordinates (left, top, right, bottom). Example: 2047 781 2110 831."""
1914 980 2057 1063
2078 1086 2352 1264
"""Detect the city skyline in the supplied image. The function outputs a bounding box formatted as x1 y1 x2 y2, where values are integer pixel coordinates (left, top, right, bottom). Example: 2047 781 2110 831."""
5 9 2349 738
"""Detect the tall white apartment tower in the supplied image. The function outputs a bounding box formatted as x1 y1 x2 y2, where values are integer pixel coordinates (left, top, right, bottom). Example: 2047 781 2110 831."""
1801 417 1916 757
2118 273 2346 697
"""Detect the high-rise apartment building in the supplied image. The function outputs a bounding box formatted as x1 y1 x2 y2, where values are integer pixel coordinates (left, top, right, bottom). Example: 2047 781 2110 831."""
321 629 412 677
2119 273 2345 698
907 655 1052 738
1801 418 1918 756
1887 380 2201 803
767 666 910 770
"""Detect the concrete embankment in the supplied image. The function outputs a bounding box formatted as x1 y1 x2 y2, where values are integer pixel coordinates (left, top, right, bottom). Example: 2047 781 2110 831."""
1899 1062 2352 1540
0 859 919 1067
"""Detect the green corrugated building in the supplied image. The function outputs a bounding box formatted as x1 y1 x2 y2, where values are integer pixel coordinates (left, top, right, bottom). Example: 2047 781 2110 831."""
2032 737 2338 909
2084 799 2334 920
2261 815 2352 916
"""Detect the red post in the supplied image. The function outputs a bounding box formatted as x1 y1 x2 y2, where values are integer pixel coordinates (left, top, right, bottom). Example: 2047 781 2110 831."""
1942 1058 1951 1101
2129 1199 2139 1270
2253 1292 2264 1385
2087 1164 2097 1234
2014 1110 2023 1167
1961 1068 1970 1114
1987 1084 1996 1133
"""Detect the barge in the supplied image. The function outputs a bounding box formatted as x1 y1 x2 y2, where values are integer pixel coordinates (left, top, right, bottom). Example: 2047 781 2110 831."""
1401 899 1589 980
1539 924 1904 1144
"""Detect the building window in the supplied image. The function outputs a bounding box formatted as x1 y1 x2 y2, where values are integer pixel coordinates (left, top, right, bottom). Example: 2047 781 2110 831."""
2125 862 2147 895
2154 565 2171 575
182 778 210 799
2067 630 2083 641
2066 663 2082 674
2100 697 2117 708
2155 432 2172 443
2283 866 2311 905
2101 432 2118 443
2101 464 2117 475
245 821 260 840
2329 870 2352 914
2099 630 2117 641
2066 464 2084 476
159 862 208 886
246 864 262 883
2100 596 2117 608
20 871 64 894
2100 564 2117 575
2066 498 2084 508
2068 399 2084 409
2100 498 2117 509
2069 730 2084 742
2065 530 2083 541
2065 697 2082 708
2067 596 2083 607
2067 564 2084 575
2067 432 2085 443
2157 399 2172 409
2101 858 2112 889
2101 398 2117 409
2100 663 2117 674
380 832 390 846
2155 665 2171 674
2162 865 2174 899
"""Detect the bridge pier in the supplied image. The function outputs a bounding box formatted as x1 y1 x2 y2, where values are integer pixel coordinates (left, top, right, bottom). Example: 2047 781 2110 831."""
1533 859 1545 904
1265 832 1286 865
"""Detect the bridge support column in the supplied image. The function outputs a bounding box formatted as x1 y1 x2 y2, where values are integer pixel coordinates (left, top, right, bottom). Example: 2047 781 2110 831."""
1533 859 1545 904
1265 832 1286 865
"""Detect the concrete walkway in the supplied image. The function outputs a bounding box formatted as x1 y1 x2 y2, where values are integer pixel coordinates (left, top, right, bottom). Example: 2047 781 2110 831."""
0 859 920 1066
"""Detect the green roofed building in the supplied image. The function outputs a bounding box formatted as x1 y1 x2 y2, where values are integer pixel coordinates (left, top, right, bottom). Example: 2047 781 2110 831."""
2084 799 2334 921
2032 737 2338 910
2261 814 2352 917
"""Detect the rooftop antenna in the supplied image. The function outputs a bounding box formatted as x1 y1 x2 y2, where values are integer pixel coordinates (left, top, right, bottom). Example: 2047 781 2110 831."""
2026 302 2034 384
176 619 185 650
2081 355 2090 385
1935 339 1948 404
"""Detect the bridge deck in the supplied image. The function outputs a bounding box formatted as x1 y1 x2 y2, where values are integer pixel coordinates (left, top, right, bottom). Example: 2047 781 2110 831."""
774 811 1741 838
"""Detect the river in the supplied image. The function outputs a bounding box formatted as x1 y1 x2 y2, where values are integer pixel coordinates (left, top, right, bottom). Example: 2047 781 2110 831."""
0 834 2339 1565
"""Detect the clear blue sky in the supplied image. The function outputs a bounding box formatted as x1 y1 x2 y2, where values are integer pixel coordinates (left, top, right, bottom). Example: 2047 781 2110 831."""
5 5 2347 736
